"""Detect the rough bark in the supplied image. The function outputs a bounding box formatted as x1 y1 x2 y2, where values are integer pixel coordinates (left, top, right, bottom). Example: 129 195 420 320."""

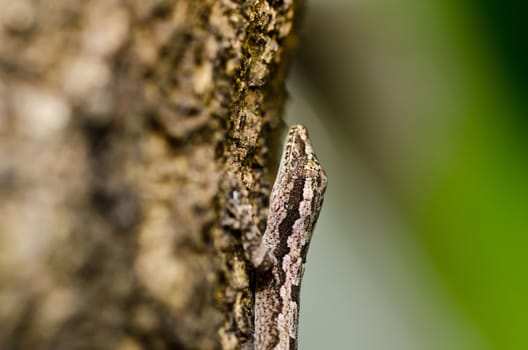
0 0 302 349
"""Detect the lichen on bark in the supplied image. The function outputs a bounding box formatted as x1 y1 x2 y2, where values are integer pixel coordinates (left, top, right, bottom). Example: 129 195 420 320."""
0 0 303 349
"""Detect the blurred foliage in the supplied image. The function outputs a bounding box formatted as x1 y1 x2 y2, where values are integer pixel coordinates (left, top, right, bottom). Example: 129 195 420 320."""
299 0 528 348
478 0 528 114
420 1 528 348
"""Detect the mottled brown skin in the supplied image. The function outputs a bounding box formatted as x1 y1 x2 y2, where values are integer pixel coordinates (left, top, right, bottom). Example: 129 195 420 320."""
255 125 327 350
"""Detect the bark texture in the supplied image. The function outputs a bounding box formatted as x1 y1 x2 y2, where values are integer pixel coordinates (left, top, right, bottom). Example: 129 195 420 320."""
0 0 302 349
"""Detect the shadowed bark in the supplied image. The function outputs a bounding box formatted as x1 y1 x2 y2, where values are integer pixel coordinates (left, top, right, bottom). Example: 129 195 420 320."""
0 0 302 349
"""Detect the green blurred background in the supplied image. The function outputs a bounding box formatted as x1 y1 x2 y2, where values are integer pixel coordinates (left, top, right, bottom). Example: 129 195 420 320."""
287 0 527 349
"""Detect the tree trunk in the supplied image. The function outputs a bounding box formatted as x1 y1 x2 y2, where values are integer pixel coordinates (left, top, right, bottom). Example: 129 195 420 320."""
0 0 303 349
